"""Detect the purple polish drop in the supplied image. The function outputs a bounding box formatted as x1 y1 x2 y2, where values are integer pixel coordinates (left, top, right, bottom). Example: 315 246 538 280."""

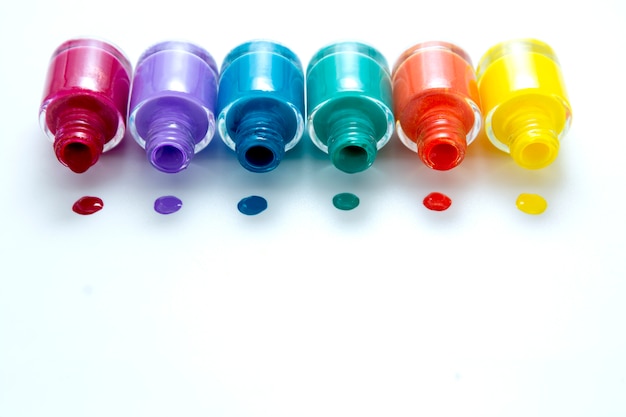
154 195 183 214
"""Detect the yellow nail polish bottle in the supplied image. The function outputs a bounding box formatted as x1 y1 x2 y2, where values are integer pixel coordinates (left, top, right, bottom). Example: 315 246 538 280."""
477 39 572 169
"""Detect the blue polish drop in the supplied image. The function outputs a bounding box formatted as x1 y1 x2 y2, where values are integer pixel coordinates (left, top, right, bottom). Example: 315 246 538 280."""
237 195 268 215
332 192 360 210
154 195 183 214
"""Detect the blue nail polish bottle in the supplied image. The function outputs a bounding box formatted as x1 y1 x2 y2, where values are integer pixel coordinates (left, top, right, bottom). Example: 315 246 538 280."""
217 41 305 172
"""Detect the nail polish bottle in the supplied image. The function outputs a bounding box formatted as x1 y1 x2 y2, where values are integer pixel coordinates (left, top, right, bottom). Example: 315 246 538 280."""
39 39 132 173
128 41 218 173
217 40 305 173
392 41 482 170
476 39 572 169
307 42 394 173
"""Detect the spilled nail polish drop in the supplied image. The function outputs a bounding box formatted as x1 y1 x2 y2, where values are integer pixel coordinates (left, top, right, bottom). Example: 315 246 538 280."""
423 192 452 211
332 192 360 210
516 193 547 215
72 196 104 215
238 195 268 216
154 195 183 214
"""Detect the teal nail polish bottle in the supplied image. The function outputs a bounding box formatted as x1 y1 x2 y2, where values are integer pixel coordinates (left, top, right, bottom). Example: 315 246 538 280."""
306 42 394 173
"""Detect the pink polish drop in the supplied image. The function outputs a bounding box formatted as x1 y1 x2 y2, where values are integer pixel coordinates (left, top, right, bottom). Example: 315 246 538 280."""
72 196 104 215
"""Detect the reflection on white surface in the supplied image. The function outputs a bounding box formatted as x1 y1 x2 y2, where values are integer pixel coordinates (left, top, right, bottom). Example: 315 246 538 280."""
1 1 626 416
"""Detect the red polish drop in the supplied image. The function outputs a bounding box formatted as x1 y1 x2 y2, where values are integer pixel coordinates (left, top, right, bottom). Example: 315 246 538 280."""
72 196 104 215
423 192 452 211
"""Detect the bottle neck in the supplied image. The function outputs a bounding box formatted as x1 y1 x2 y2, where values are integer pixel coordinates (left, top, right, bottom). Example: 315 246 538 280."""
54 107 106 173
327 108 378 174
414 107 467 171
505 108 559 169
145 109 196 173
234 109 287 173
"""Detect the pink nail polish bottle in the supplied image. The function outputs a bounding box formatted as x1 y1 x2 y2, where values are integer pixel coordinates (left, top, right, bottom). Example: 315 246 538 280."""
39 39 132 173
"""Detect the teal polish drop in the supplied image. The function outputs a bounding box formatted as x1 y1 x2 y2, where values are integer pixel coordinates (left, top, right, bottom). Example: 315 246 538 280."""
332 192 360 210
238 195 268 215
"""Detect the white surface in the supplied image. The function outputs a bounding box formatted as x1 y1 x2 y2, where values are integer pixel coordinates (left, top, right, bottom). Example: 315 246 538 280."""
1 1 626 416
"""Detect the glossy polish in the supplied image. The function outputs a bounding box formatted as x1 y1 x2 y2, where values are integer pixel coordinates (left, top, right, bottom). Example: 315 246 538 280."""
392 41 482 170
217 41 305 172
129 41 218 173
40 39 132 173
477 39 572 169
307 42 394 173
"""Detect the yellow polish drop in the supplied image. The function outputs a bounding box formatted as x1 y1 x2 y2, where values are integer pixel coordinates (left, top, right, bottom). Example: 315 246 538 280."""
516 193 547 215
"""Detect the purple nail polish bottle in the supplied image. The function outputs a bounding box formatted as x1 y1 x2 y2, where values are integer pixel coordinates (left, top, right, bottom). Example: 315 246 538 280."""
129 41 218 173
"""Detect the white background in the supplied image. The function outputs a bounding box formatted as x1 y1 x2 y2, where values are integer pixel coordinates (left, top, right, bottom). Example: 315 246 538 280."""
1 1 626 416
